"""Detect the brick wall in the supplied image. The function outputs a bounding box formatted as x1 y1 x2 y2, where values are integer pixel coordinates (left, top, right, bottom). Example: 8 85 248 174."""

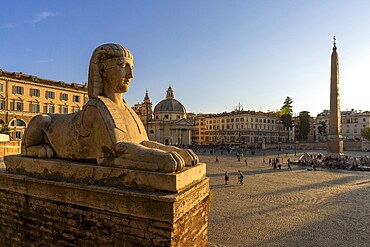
173 196 210 246
0 174 210 247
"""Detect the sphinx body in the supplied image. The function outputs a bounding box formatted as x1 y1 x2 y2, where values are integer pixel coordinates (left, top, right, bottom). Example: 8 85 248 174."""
21 43 198 173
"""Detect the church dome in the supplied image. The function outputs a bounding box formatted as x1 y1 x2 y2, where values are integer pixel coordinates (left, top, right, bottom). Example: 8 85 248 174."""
153 86 187 114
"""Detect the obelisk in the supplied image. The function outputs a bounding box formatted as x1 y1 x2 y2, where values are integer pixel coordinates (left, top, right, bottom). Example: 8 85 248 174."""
327 36 344 157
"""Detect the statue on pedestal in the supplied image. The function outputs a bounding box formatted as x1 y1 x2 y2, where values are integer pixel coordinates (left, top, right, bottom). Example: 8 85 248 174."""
21 44 198 173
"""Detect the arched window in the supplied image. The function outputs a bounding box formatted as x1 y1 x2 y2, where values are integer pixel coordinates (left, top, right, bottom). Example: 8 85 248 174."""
9 118 27 127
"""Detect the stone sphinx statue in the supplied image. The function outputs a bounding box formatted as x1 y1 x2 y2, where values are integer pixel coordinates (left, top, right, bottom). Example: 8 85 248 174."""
21 43 198 173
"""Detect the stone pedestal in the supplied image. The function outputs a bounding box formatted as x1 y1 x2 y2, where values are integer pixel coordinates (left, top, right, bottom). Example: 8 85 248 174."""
327 135 344 158
0 155 210 246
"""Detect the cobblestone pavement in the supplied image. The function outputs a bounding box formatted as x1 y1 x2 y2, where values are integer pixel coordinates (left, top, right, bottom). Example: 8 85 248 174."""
203 151 370 247
1 151 369 246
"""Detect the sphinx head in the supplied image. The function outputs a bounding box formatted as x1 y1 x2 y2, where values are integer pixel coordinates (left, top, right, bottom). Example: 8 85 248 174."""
88 44 134 98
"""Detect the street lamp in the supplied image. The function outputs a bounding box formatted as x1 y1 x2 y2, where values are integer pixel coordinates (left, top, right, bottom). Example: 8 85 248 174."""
278 120 281 151
294 141 297 156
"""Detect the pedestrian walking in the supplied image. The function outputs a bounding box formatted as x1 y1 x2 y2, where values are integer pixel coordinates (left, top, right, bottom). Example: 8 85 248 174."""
287 158 292 170
245 158 248 167
239 172 244 185
225 171 229 185
237 170 241 184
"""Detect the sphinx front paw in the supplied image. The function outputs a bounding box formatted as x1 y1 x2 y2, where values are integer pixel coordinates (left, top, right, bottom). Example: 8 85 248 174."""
21 144 54 158
176 149 199 167
155 151 185 172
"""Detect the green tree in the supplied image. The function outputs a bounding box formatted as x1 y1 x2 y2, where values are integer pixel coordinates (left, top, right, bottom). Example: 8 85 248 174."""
297 111 311 141
280 96 293 130
361 127 370 141
0 123 11 135
317 121 328 141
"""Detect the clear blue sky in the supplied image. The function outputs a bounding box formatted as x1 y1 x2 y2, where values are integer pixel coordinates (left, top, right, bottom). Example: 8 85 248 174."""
1 0 370 116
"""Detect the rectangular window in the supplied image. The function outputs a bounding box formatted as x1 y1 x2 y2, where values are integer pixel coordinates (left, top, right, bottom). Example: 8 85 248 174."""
44 104 55 113
48 105 55 113
16 102 23 111
0 83 4 93
73 106 80 113
30 88 40 97
30 102 40 113
14 131 22 140
60 93 68 101
12 85 24 95
61 106 68 114
0 99 5 109
46 91 55 99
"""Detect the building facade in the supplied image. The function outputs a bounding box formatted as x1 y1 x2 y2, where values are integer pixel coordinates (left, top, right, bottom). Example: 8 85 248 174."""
0 70 88 140
314 110 370 141
193 110 289 147
133 86 194 146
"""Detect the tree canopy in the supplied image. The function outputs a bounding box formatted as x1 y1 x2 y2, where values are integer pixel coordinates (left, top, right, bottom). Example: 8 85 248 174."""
280 96 293 130
297 111 311 141
318 121 328 140
0 123 10 135
361 127 370 141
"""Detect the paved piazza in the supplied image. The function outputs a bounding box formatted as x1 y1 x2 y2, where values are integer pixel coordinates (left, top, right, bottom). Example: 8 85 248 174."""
203 150 370 247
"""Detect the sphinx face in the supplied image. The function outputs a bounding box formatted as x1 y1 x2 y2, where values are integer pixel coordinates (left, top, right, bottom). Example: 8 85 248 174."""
104 57 134 93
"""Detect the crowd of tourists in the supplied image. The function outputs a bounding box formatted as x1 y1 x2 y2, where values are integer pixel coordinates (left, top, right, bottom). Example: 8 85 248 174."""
293 153 370 171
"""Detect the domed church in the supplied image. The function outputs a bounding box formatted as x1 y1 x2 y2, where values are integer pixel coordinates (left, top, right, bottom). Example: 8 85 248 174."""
132 86 194 146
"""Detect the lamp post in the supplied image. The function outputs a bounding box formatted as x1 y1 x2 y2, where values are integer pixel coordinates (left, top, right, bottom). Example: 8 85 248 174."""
294 141 297 156
278 120 281 151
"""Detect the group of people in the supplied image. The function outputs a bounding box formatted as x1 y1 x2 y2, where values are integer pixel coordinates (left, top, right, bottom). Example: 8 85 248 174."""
269 157 282 169
224 170 244 185
268 157 292 170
